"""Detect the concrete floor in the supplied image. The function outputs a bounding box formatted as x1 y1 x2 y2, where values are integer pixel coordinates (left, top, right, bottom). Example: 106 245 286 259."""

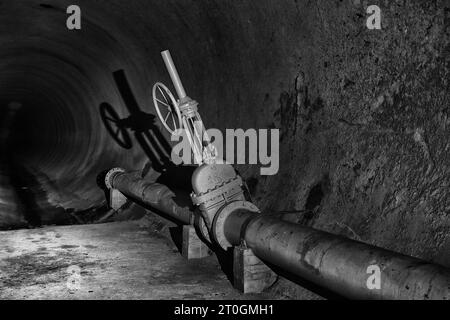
0 220 273 300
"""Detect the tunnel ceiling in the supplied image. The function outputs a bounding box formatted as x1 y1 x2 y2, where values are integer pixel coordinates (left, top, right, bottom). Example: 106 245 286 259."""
0 0 449 272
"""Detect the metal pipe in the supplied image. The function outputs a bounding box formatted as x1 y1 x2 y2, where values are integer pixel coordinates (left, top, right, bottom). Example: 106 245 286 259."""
224 210 450 300
161 50 187 99
109 170 193 225
106 170 449 299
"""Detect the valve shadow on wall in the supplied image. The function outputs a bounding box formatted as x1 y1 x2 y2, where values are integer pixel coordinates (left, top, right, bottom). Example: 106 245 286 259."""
99 69 197 246
99 69 195 191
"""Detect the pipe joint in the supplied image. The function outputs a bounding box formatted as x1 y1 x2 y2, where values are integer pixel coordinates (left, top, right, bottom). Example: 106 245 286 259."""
212 200 260 250
104 167 126 189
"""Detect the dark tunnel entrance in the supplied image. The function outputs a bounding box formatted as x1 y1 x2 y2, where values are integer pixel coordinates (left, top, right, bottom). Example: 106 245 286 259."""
0 1 159 229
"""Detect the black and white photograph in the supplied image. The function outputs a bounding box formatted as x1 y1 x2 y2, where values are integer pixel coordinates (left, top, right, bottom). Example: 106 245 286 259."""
0 0 449 310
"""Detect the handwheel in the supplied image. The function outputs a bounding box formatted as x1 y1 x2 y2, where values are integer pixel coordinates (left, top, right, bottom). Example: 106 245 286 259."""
152 82 182 135
100 102 132 149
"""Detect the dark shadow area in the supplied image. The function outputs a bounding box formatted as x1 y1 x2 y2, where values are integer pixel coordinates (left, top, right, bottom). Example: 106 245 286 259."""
7 160 42 228
109 69 172 171
169 225 183 253
305 183 324 212
297 175 330 226
215 247 235 284
2 103 75 228
1 103 41 228
99 102 133 149
96 169 112 199
100 70 195 191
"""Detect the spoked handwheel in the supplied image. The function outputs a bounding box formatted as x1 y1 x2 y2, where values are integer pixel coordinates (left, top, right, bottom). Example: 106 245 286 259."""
152 82 182 135
99 102 132 149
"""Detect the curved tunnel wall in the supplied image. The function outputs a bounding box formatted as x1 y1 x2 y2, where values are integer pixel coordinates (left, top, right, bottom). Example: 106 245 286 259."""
0 0 448 273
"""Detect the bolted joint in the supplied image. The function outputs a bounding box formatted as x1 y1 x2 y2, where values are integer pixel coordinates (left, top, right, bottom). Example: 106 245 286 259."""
104 167 125 189
212 201 260 250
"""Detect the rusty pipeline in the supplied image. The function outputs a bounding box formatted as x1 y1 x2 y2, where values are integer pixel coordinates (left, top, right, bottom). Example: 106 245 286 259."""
106 169 193 225
105 169 450 300
222 209 450 300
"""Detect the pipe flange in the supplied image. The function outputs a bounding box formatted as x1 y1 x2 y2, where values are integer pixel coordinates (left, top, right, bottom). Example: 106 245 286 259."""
105 167 125 189
212 200 260 250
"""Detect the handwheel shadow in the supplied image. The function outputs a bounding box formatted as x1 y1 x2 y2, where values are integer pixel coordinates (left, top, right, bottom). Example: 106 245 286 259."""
99 69 194 190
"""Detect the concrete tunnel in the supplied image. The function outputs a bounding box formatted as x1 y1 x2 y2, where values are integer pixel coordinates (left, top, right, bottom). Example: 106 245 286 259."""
0 0 449 300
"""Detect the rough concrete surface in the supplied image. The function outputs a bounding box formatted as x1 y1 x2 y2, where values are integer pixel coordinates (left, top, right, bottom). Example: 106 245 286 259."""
0 219 275 299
